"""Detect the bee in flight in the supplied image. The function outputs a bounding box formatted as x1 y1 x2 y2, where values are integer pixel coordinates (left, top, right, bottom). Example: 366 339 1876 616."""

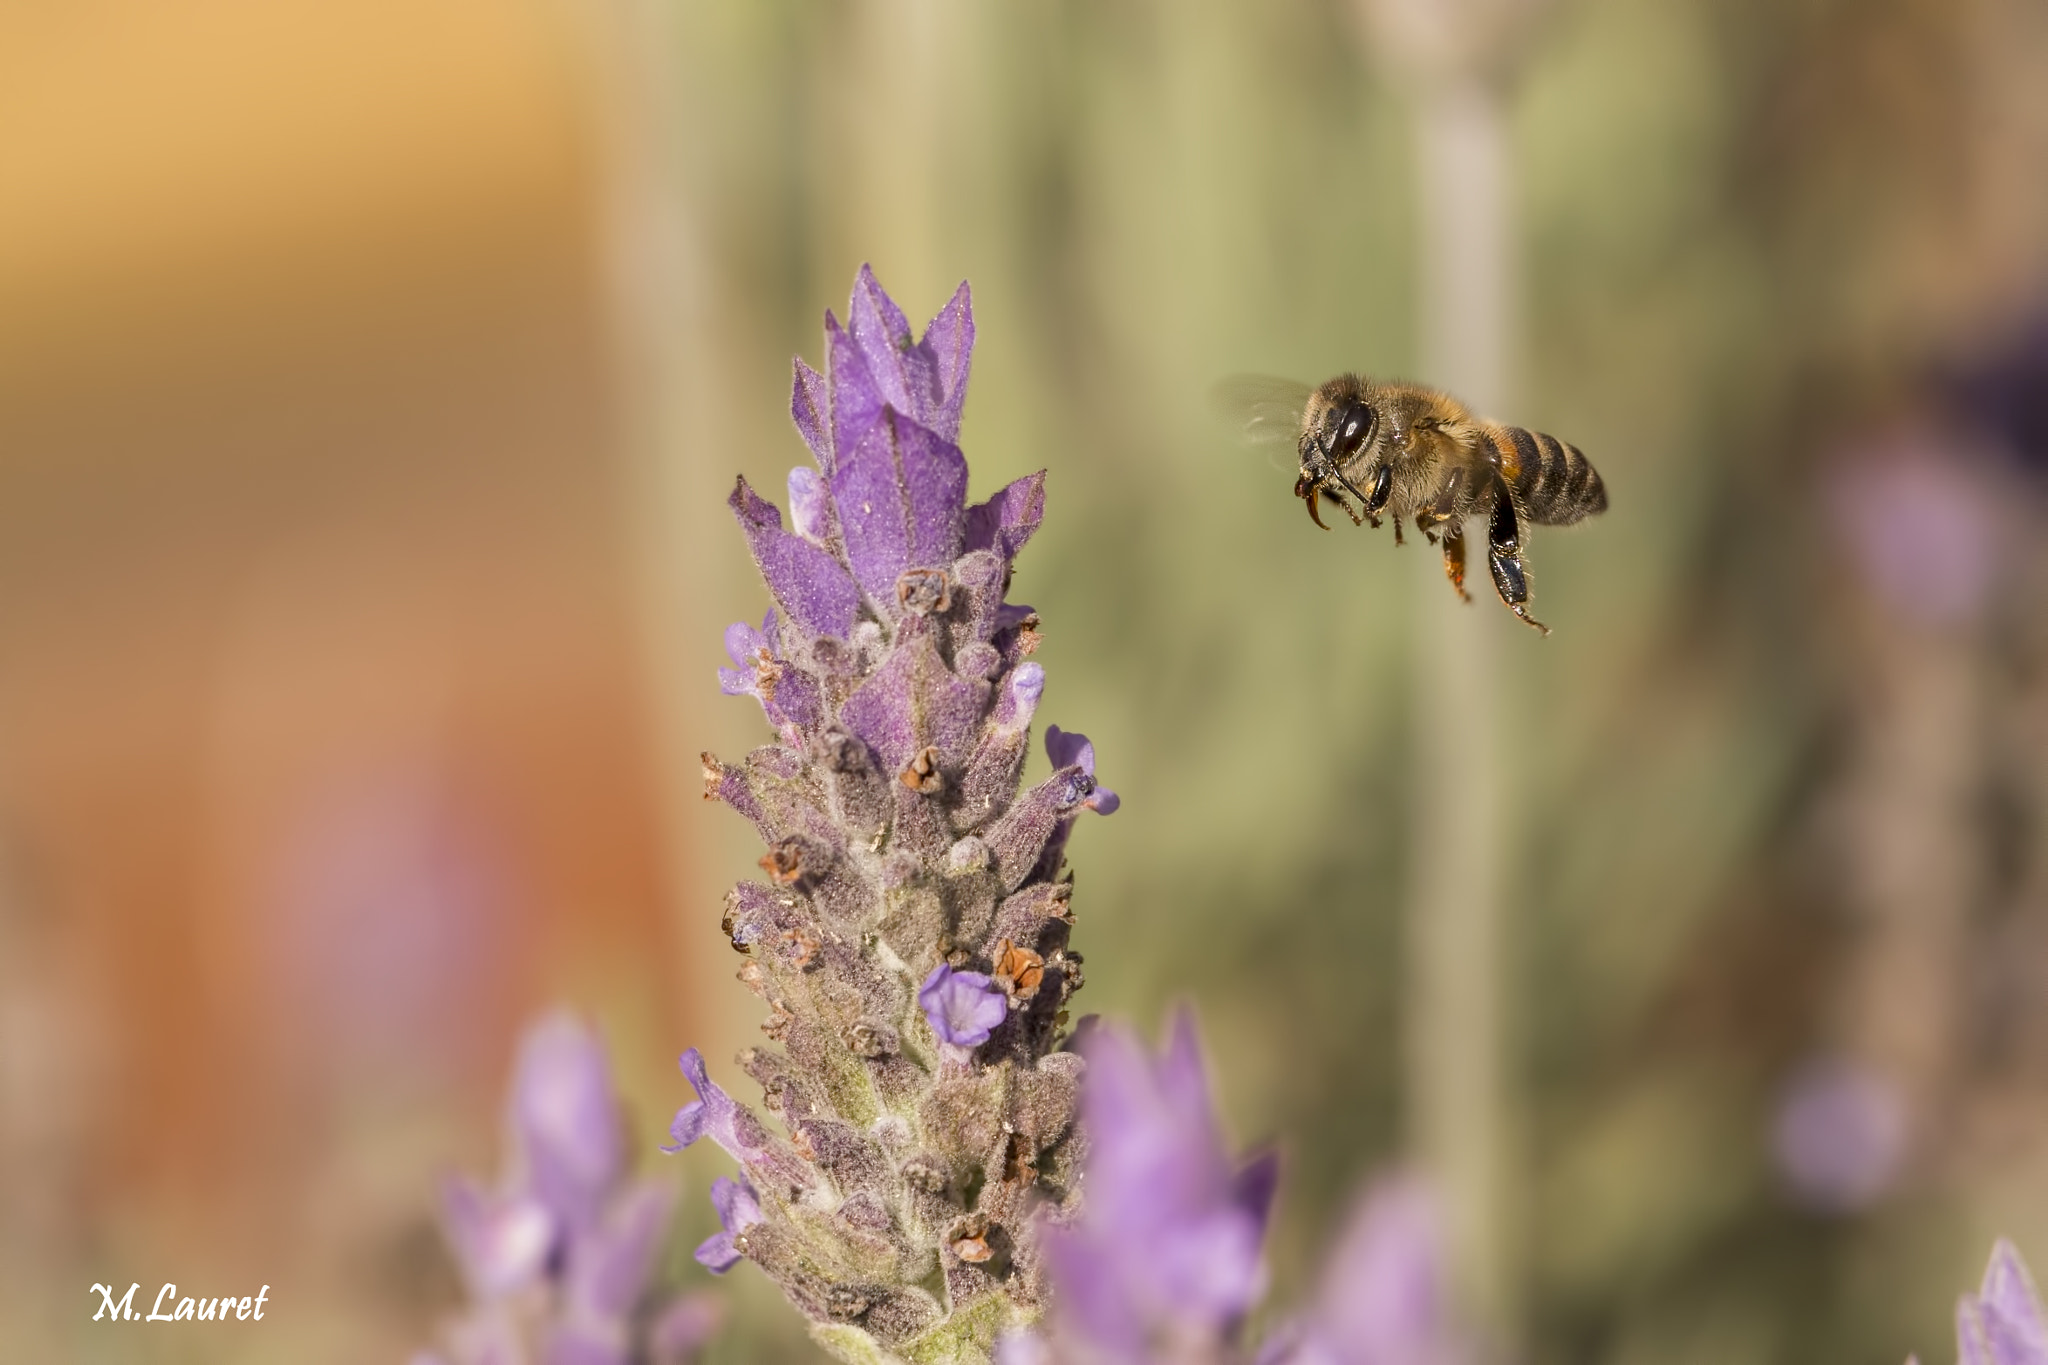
1217 374 1608 634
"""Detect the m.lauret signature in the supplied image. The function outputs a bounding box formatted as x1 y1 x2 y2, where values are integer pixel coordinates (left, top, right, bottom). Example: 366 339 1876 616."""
90 1282 270 1323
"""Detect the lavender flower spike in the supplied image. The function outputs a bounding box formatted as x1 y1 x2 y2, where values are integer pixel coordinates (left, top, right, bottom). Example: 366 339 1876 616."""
677 268 1105 1363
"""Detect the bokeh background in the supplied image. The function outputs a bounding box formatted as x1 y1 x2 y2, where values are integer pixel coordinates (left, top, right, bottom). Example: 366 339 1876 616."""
6 1 2048 1362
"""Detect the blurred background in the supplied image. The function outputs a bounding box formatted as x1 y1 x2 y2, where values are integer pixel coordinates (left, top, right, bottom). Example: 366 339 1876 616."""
5 1 2048 1362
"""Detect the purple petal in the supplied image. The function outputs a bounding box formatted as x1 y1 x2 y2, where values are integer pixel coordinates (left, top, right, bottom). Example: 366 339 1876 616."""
649 1293 724 1365
832 411 970 604
1962 1299 1996 1365
1038 1225 1150 1357
717 668 753 697
663 1049 753 1162
995 601 1037 634
918 964 1009 1047
992 1330 1051 1365
728 477 861 639
512 1012 624 1230
1060 1015 1274 1332
992 662 1045 733
723 620 766 669
565 1181 677 1320
1307 1177 1458 1363
1976 1241 2048 1365
964 471 1046 562
441 1175 556 1299
709 1174 763 1232
791 358 831 470
1161 1008 1219 1134
921 281 974 441
446 1313 529 1365
544 1326 630 1365
694 1229 743 1274
1234 1149 1282 1244
788 466 831 542
1044 725 1096 776
1983 1242 2047 1336
1147 1203 1269 1326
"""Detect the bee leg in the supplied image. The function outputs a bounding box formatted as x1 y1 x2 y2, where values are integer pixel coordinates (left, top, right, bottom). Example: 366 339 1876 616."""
1487 552 1549 633
1441 529 1472 603
1486 478 1550 635
1392 514 1406 546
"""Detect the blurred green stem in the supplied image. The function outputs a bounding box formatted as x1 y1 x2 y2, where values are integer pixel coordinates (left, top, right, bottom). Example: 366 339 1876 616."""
1404 75 1518 1344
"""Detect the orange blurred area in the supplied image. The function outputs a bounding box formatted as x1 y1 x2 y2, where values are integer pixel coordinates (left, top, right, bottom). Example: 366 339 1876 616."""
0 3 694 1359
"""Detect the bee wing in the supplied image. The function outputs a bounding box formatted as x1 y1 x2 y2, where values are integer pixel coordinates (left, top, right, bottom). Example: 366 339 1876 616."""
1210 374 1313 469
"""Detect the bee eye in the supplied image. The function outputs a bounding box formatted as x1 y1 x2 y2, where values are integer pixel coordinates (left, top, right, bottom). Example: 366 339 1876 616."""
1330 404 1373 460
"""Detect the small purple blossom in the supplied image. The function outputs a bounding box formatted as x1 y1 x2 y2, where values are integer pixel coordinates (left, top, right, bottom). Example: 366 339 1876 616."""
663 1048 758 1161
1046 725 1119 815
1826 439 1997 626
919 963 1011 1047
717 614 778 699
694 1176 764 1274
441 1176 555 1301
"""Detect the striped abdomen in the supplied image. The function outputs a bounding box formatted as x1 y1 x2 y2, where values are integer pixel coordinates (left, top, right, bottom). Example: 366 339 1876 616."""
1487 424 1607 526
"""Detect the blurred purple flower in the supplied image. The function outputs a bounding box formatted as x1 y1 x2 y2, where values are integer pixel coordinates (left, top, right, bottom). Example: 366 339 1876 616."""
649 1295 726 1365
514 1010 628 1231
1826 443 1996 625
1034 1012 1277 1360
418 1010 715 1365
1262 1177 1466 1365
919 964 1010 1048
1771 1055 1907 1214
1962 1241 2048 1365
441 1177 556 1301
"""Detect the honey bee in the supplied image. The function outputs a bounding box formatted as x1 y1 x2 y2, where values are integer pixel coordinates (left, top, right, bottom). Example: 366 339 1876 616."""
1217 374 1608 634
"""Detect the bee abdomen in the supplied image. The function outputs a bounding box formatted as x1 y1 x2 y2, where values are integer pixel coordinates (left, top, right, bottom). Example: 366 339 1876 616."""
1491 425 1607 526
